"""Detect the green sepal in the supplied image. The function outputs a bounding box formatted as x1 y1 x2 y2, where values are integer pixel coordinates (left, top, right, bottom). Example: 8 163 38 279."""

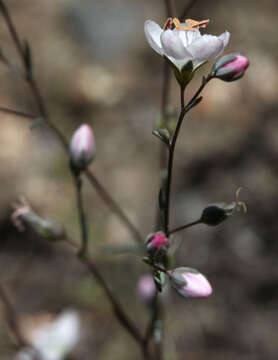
164 57 194 89
153 270 166 292
152 128 170 145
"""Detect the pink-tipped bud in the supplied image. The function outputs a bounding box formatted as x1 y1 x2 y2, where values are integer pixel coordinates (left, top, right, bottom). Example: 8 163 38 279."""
169 267 213 299
213 53 249 82
137 275 156 304
69 124 96 171
146 231 168 251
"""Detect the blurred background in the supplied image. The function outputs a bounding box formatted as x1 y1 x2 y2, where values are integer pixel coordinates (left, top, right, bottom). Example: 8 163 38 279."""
0 0 277 359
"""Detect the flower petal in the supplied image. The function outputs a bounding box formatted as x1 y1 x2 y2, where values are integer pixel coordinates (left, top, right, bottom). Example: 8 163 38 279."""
144 20 164 56
187 32 230 68
219 31 230 48
177 29 202 48
161 29 192 60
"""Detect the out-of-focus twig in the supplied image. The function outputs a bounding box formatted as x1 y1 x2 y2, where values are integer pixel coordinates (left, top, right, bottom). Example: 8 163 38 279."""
0 106 36 119
63 237 150 357
0 0 143 245
0 284 26 349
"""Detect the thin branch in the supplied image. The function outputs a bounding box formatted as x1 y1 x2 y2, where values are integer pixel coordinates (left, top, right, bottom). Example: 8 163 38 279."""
0 284 41 360
73 174 88 257
0 106 36 119
0 0 143 245
85 170 143 244
63 237 147 352
168 219 201 236
0 284 26 348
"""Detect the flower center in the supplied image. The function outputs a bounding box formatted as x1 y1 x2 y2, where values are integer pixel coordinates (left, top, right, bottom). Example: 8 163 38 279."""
163 17 209 31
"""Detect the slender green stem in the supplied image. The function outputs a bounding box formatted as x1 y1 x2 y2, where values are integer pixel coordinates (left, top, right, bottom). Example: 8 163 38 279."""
168 219 201 236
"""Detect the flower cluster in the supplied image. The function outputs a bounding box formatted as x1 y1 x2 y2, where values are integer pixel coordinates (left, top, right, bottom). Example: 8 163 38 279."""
143 17 249 299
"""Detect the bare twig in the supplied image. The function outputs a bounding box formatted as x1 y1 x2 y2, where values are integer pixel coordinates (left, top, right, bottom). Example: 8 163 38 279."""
0 284 26 348
0 0 143 245
73 174 88 257
63 237 149 356
85 170 143 245
0 1 148 356
168 219 201 236
0 106 36 119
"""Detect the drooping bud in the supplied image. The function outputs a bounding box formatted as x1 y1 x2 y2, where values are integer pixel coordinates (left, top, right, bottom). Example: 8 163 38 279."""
137 275 156 304
168 267 212 298
11 197 65 241
212 53 249 82
69 124 96 171
200 202 235 226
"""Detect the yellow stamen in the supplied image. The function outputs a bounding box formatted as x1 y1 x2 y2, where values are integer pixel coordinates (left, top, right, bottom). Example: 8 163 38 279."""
171 18 209 31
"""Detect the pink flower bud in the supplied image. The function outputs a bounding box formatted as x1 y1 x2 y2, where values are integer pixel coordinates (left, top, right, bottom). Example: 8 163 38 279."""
169 267 213 298
222 54 249 75
70 124 96 170
213 53 249 82
146 231 168 251
137 275 156 304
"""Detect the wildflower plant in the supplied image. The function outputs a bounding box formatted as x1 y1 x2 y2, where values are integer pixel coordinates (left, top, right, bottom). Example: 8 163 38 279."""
0 0 249 359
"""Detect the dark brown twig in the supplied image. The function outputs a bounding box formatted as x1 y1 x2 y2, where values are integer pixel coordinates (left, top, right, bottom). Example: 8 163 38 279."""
73 174 88 257
0 0 143 245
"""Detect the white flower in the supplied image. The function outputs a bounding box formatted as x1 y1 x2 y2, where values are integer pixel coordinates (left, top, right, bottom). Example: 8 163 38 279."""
144 19 230 71
16 310 81 360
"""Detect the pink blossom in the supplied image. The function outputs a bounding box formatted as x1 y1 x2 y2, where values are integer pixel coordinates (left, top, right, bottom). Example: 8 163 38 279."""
70 124 96 170
169 267 213 298
222 54 249 75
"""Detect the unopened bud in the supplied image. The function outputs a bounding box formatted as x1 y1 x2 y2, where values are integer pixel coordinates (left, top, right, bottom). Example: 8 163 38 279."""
200 203 235 226
212 53 249 82
145 232 169 268
137 275 156 304
168 267 212 298
146 231 168 251
69 124 96 171
11 197 65 241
